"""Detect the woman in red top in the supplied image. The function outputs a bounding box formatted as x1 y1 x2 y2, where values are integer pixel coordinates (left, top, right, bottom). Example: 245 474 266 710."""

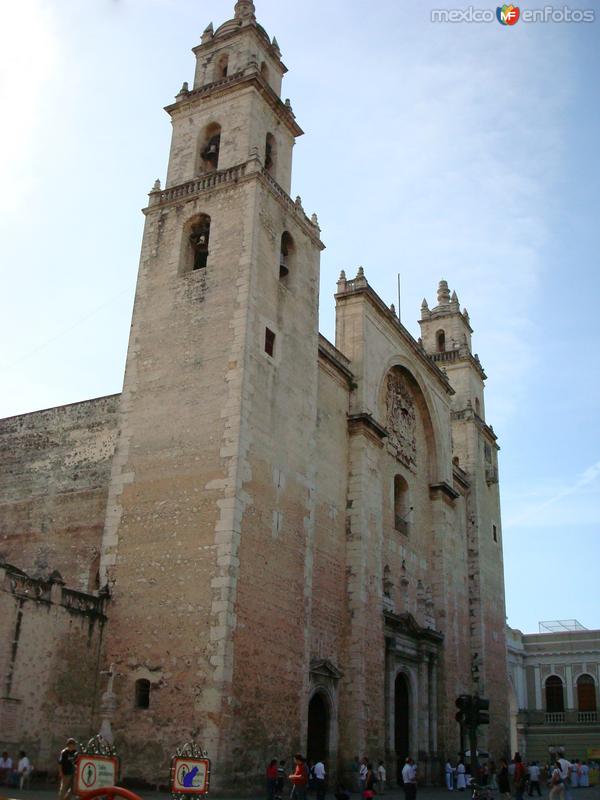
289 754 309 800
267 759 279 800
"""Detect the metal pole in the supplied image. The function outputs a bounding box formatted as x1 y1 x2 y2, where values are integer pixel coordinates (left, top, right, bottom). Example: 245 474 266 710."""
397 274 401 322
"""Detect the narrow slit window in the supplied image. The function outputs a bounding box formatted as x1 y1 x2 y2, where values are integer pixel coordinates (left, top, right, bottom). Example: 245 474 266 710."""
493 524 498 542
135 679 150 709
264 327 275 357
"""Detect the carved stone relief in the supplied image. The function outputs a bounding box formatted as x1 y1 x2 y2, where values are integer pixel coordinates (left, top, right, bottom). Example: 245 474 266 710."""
386 371 417 470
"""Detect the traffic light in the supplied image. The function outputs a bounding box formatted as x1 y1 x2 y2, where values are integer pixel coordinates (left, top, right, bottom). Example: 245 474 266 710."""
455 694 472 725
473 695 490 726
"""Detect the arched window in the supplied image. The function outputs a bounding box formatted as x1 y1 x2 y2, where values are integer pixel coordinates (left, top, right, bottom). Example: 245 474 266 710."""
260 61 270 83
436 329 445 352
135 679 150 709
394 474 410 534
187 214 211 271
198 123 221 172
265 132 277 177
577 674 597 712
216 53 229 79
545 676 565 713
280 231 293 281
475 397 481 416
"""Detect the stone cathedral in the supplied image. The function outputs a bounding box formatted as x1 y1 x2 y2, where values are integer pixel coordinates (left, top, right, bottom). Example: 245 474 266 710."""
0 1 510 792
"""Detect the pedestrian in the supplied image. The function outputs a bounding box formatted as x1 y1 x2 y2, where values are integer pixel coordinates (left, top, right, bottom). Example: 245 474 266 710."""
549 760 564 800
456 759 467 792
58 739 78 800
445 759 454 791
17 751 32 791
579 763 589 788
514 754 526 800
0 753 12 786
363 763 376 799
528 761 541 797
401 758 417 800
268 759 279 800
289 754 309 800
557 756 572 800
276 759 286 800
376 761 386 795
359 758 368 794
314 758 326 800
498 758 511 800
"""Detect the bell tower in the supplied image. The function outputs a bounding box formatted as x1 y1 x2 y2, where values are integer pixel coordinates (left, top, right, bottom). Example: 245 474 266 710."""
420 280 508 757
100 2 324 788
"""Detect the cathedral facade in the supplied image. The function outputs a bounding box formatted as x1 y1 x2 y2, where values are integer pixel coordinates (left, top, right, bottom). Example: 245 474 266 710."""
0 1 510 791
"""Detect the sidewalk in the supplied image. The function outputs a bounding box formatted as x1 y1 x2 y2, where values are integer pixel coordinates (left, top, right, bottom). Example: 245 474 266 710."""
1 787 598 800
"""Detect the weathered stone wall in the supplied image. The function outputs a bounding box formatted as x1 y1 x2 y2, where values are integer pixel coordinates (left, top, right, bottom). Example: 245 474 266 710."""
0 395 120 590
0 563 106 773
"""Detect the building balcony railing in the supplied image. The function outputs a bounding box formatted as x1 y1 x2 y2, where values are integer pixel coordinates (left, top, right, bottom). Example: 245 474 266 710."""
545 712 565 724
578 711 598 723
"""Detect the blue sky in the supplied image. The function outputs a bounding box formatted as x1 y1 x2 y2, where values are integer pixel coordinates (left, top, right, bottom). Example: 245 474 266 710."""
0 0 598 634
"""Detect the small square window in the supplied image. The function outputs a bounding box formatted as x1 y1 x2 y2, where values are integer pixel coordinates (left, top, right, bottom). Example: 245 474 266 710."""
265 327 275 357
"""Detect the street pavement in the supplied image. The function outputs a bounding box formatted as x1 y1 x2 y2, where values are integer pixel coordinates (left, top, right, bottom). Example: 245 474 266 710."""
1 786 599 800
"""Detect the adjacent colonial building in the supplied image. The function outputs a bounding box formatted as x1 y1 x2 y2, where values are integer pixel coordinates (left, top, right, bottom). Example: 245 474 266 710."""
0 2 511 791
507 622 600 763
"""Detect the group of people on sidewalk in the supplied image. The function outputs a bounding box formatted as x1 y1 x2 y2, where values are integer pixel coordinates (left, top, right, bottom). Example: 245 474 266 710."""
444 751 595 798
0 749 33 790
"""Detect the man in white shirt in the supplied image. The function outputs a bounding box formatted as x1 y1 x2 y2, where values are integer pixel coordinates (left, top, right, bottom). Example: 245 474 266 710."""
557 757 572 800
313 760 326 800
401 758 417 800
528 762 541 796
377 761 386 795
17 751 32 790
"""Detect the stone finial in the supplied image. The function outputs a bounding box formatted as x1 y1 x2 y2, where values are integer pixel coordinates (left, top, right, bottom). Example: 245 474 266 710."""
272 36 281 56
234 0 256 21
201 22 214 43
437 279 450 305
463 307 470 322
295 195 303 209
151 179 161 192
310 212 320 230
356 266 364 278
284 98 294 116
390 303 396 315
177 81 189 96
421 297 429 310
337 270 347 292
451 289 459 305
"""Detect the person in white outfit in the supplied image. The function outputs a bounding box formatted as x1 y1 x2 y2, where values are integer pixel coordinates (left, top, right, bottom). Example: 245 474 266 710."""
445 760 454 791
456 760 466 791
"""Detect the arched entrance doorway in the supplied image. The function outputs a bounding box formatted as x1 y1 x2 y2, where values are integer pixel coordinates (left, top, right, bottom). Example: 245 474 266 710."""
395 673 410 783
307 692 330 763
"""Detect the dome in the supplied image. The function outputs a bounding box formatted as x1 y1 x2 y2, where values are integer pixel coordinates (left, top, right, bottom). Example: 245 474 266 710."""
212 1 271 46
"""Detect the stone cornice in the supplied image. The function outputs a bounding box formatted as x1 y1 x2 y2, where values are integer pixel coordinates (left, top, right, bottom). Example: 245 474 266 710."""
384 610 444 645
335 280 454 396
165 70 302 138
318 335 354 387
347 412 387 446
192 24 288 75
429 481 460 501
144 160 324 249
